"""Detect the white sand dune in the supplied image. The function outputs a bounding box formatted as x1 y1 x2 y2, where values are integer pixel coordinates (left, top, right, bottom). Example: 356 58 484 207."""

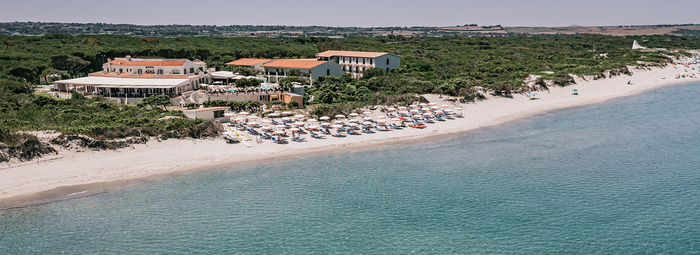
1 63 698 207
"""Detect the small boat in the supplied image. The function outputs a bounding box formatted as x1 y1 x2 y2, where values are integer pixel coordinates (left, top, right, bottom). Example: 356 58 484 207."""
222 132 240 143
408 124 427 129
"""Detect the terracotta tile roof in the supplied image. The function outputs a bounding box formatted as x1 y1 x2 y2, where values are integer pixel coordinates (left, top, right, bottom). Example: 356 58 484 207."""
316 50 390 58
105 60 187 67
226 58 272 66
89 71 195 79
262 59 327 69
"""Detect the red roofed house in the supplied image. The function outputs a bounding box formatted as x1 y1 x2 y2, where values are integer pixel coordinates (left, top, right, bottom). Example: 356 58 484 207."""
225 58 273 73
316 50 400 78
261 59 343 83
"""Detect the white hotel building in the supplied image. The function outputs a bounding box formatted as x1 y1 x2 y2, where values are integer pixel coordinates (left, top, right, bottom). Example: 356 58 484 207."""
315 50 401 78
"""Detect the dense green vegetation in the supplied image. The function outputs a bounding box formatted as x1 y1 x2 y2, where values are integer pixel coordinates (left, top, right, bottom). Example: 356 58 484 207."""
1 33 699 157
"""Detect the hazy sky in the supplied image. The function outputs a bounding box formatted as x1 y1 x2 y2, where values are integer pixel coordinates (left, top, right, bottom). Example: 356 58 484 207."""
1 0 698 27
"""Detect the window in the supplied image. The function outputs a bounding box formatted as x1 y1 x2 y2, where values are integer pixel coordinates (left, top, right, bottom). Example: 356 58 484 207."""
370 59 373 65
363 58 365 64
157 69 163 75
173 69 180 74
118 68 122 73
137 69 142 74
190 68 194 73
183 69 187 74
386 68 389 73
386 58 390 65
213 110 224 118
327 69 330 75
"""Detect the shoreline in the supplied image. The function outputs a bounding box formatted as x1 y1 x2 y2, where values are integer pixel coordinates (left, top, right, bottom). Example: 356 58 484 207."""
1 64 698 209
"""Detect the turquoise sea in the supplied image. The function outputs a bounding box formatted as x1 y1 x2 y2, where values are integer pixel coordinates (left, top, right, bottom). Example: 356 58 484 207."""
1 82 699 254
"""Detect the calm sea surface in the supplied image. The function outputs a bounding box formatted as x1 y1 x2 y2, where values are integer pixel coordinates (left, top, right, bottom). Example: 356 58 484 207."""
2 82 699 254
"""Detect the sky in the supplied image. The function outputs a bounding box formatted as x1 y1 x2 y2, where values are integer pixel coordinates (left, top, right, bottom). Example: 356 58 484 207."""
1 0 698 27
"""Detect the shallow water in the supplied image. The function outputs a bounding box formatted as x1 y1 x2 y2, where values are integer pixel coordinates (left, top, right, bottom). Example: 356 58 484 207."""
2 82 699 254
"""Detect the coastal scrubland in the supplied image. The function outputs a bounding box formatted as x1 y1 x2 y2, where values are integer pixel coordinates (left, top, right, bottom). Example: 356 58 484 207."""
1 34 699 161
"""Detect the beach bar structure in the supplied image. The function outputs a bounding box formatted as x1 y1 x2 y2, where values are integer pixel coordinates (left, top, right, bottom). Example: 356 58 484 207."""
316 50 400 78
182 106 230 122
262 59 343 83
54 76 194 104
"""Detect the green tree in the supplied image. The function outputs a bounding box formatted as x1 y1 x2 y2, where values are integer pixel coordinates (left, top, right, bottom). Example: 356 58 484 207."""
287 100 299 109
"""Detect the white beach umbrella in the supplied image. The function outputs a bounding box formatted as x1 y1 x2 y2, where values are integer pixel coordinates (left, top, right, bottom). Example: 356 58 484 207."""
387 107 396 111
320 122 331 126
362 111 372 115
419 103 428 106
413 115 423 119
409 104 418 108
224 112 236 117
377 115 386 119
306 119 318 123
335 114 346 119
444 109 454 113
398 106 407 110
421 107 431 111
431 106 440 110
268 113 280 117
293 121 305 126
289 127 300 132
319 116 331 120
272 130 285 135
391 117 402 121
348 123 360 127
348 118 360 123
377 119 388 124
333 120 345 124
293 114 305 119
307 125 320 130
281 111 293 115
234 117 246 122
275 124 286 129
454 107 463 111
348 113 359 117
362 121 374 125
262 119 272 123
428 102 437 106
362 116 373 121
441 104 449 108
331 124 343 129
261 126 273 131
238 111 249 115
281 117 292 122
410 109 420 113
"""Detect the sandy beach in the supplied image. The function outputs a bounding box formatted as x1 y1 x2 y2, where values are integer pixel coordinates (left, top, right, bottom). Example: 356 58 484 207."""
1 63 698 209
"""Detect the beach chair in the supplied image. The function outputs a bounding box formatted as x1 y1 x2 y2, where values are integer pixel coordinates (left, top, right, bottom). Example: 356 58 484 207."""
293 137 306 142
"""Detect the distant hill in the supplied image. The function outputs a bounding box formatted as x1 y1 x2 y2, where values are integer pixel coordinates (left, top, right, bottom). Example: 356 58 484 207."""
1 22 698 38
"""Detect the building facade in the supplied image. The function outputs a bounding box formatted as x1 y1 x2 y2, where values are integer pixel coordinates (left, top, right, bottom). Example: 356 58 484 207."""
261 59 343 83
315 50 400 78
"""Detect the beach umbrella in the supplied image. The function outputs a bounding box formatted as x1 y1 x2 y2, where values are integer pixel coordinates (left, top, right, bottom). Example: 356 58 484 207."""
247 122 259 126
348 123 360 127
431 106 440 110
289 127 300 132
377 115 387 119
335 114 346 119
362 116 373 120
238 111 249 115
333 120 345 124
391 117 402 121
528 92 538 97
307 125 320 130
224 112 236 117
281 117 292 122
293 121 305 126
268 113 280 117
306 118 318 123
275 124 286 129
234 117 246 122
319 116 331 120
281 111 293 115
441 104 449 108
413 115 423 119
348 118 360 123
261 126 272 131
362 121 373 125
421 107 431 111
348 113 359 117
387 107 396 111
362 111 372 115
262 119 272 123
272 130 285 135
454 107 463 111
419 103 428 106
398 106 407 110
444 109 454 113
428 102 437 106
377 119 388 124
410 109 420 113
320 122 331 126
293 114 305 119
424 112 434 116
409 104 418 108
331 124 343 129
